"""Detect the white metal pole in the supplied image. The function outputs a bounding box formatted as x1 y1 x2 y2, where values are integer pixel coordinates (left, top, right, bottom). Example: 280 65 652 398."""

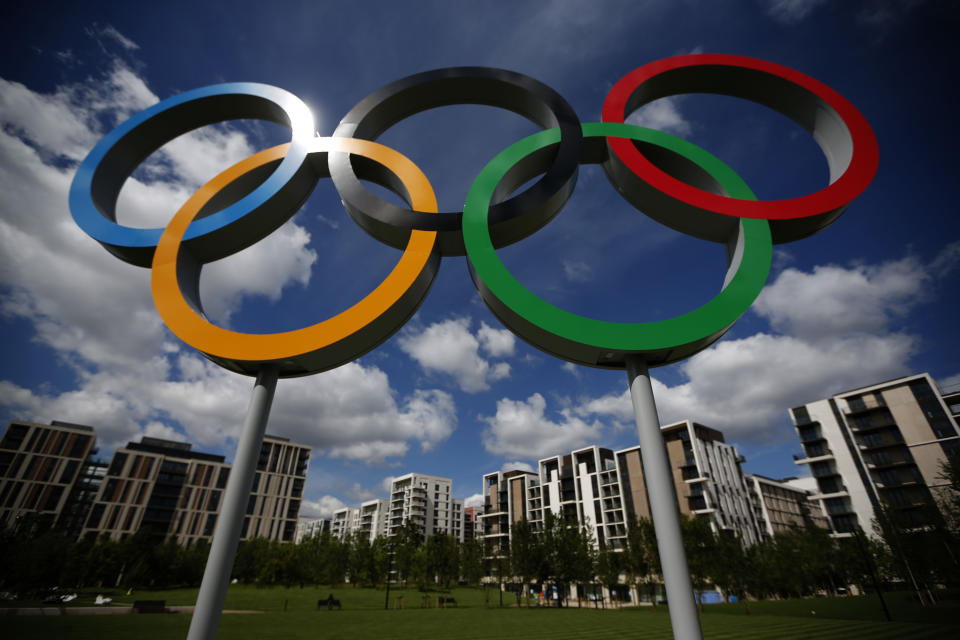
625 356 703 640
187 365 279 640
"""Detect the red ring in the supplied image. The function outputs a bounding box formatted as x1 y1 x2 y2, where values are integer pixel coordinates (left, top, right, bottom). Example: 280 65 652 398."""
601 54 878 222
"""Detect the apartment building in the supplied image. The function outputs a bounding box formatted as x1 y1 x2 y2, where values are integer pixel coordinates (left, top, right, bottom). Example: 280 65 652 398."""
511 422 764 553
358 498 389 540
747 474 831 538
527 447 626 550
296 517 331 543
0 420 99 534
478 469 538 556
463 505 477 541
655 421 762 546
387 473 464 541
791 373 960 535
330 507 359 541
81 434 310 544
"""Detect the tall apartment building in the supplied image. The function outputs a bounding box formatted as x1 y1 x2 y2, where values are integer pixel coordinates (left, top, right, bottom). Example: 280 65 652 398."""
358 498 389 540
478 469 538 556
81 434 310 544
790 372 960 535
296 517 331 543
499 422 763 553
331 506 359 541
0 420 100 534
388 473 464 541
747 474 831 538
463 505 477 542
527 447 628 550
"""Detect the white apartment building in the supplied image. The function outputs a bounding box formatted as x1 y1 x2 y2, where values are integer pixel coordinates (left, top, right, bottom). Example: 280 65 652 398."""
506 422 764 552
388 473 464 541
330 506 359 540
358 498 389 540
295 517 331 543
791 372 960 536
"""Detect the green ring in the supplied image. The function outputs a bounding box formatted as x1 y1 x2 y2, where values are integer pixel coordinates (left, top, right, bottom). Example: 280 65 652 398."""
463 122 772 369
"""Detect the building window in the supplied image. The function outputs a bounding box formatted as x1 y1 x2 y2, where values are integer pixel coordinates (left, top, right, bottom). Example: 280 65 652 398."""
847 396 867 412
108 453 127 476
0 423 29 450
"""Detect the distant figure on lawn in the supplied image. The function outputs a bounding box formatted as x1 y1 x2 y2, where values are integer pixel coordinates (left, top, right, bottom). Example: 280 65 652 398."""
318 594 341 610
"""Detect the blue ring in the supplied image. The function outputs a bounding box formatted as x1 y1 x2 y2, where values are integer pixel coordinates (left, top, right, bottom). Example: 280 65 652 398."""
69 83 315 266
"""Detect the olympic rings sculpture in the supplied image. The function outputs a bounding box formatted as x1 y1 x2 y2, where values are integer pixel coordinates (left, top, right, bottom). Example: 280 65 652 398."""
70 54 878 378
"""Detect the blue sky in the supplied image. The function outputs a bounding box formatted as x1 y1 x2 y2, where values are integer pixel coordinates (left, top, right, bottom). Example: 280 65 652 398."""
1 0 957 518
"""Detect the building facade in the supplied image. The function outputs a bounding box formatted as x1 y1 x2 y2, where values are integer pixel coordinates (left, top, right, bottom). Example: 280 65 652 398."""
747 474 831 538
478 469 538 556
81 434 310 544
330 507 359 541
295 517 331 543
387 473 464 541
463 505 477 542
358 498 389 541
0 420 99 534
494 422 764 554
791 373 960 535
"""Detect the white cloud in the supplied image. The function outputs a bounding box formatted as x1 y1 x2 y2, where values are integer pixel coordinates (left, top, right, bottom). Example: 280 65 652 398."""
380 476 398 494
753 257 930 340
300 496 347 519
501 461 535 473
562 259 593 283
89 24 140 51
482 392 605 459
0 355 457 461
574 254 947 443
760 0 827 24
398 318 512 392
625 97 692 137
143 421 188 442
477 322 515 357
463 493 484 509
0 60 459 462
856 0 926 30
0 62 316 374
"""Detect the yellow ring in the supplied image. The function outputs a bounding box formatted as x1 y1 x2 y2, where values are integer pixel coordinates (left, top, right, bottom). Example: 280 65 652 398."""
151 137 438 376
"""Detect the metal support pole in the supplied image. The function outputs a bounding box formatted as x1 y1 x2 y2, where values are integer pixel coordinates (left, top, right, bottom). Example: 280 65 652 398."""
625 356 703 640
187 365 279 640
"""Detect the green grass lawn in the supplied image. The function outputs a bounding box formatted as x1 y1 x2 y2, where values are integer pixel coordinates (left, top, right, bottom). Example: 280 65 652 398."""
5 585 959 639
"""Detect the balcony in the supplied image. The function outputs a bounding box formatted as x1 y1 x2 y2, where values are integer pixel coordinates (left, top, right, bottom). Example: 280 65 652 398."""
866 459 913 470
857 439 905 452
843 401 887 417
810 489 849 500
793 451 834 465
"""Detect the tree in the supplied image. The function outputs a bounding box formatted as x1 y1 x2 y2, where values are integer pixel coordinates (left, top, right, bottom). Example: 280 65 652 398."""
680 515 716 611
347 530 374 586
509 519 542 606
459 537 485 586
426 534 459 589
709 530 747 604
596 545 622 607
624 518 661 607
392 520 423 586
539 510 594 607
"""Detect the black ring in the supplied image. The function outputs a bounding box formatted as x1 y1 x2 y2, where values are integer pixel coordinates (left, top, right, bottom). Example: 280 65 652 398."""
330 67 583 256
